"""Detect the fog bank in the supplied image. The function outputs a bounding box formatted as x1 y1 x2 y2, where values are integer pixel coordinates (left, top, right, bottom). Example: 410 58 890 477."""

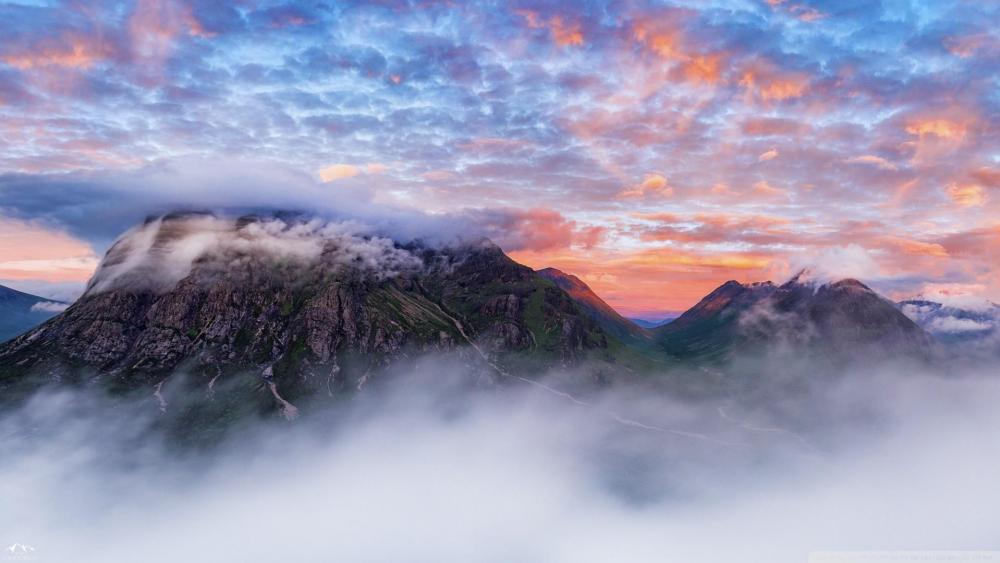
2 360 999 563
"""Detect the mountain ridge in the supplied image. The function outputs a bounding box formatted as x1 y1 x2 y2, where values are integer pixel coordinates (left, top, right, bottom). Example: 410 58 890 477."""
653 277 932 364
0 284 67 343
535 267 651 344
0 212 942 428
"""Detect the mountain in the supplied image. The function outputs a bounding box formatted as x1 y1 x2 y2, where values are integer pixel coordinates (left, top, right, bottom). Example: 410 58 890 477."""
536 268 650 343
899 299 998 347
0 284 67 343
0 213 943 432
629 317 677 329
656 275 933 364
0 213 613 409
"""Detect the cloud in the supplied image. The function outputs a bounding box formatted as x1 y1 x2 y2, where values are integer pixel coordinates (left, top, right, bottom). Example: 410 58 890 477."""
846 155 897 171
739 62 809 101
318 164 361 182
85 214 423 295
751 180 785 198
741 118 808 137
463 208 602 252
2 361 1000 562
516 10 583 47
619 174 672 199
0 279 85 302
943 33 997 58
792 244 882 284
758 148 778 162
0 158 397 248
30 301 69 313
0 1 998 314
913 283 996 312
318 162 386 182
905 118 968 141
927 316 993 333
946 183 987 207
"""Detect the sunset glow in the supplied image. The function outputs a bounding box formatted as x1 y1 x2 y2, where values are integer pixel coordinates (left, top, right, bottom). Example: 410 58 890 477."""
0 0 997 315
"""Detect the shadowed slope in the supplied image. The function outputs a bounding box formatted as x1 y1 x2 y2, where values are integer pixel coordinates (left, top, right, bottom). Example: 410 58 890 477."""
536 267 650 344
0 285 66 343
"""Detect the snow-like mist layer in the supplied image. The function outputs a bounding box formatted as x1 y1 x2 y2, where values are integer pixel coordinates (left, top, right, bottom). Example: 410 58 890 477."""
86 214 422 295
28 301 68 313
2 362 999 563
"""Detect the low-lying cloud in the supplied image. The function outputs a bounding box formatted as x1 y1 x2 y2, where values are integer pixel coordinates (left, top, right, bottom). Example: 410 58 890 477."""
28 301 68 313
2 359 999 563
86 214 423 295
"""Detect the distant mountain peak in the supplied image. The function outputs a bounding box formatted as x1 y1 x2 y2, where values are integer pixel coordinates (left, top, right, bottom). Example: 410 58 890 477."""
656 275 929 364
0 284 67 343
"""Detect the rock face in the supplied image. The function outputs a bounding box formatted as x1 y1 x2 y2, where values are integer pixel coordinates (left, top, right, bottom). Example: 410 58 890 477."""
0 214 608 403
656 275 933 364
536 267 650 344
0 285 66 343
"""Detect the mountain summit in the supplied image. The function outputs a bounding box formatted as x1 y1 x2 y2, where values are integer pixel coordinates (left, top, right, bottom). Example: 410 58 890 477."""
655 276 932 364
0 213 611 407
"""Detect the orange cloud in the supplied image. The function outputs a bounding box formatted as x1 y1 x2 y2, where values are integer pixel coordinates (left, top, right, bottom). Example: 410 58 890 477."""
882 236 949 258
758 148 779 162
318 164 360 182
550 16 583 46
129 0 212 62
631 18 726 85
1 35 114 70
970 166 1000 188
317 162 388 182
633 23 682 60
483 208 602 252
619 173 672 199
905 118 967 141
681 54 723 84
946 183 987 207
516 10 583 47
759 77 808 100
740 64 809 101
766 0 828 22
751 180 785 198
846 155 897 170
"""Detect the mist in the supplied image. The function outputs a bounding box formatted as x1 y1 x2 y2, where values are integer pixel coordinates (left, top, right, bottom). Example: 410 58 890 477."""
2 357 999 563
86 214 424 295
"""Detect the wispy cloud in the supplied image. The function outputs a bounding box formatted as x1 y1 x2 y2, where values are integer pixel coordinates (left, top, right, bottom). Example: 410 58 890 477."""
0 0 997 313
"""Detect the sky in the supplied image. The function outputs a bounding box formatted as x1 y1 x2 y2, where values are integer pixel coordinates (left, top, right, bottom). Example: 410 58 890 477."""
0 0 997 317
